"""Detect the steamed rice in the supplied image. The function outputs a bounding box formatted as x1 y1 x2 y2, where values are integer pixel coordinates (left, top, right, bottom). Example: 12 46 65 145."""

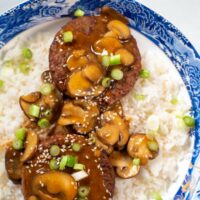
0 27 192 200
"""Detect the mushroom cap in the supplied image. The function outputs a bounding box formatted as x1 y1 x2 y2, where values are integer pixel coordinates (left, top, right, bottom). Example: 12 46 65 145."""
127 133 159 165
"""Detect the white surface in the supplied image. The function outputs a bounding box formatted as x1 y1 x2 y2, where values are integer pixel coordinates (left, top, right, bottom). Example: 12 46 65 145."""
0 0 199 53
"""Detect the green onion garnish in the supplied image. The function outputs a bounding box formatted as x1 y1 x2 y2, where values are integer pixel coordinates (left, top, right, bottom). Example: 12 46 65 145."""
19 63 31 74
147 141 159 152
78 186 90 197
171 98 178 105
139 69 150 79
102 55 110 68
74 163 85 171
38 118 50 129
101 77 111 88
151 191 163 200
21 48 33 60
183 115 195 127
134 94 146 101
49 159 59 170
28 104 40 118
133 158 140 166
111 68 123 80
63 31 73 43
110 54 121 66
72 143 81 152
15 128 26 141
40 83 53 95
0 80 4 89
66 155 77 167
59 156 68 170
12 139 24 150
44 109 52 117
50 145 60 157
74 9 85 17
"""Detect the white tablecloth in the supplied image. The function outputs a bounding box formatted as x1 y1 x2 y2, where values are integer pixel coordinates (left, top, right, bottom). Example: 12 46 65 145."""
0 0 200 53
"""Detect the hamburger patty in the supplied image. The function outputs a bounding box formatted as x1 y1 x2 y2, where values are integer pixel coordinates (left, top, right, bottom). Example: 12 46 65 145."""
21 134 115 200
49 7 141 104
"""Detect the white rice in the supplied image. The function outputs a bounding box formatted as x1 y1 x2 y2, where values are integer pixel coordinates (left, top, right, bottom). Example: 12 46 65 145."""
0 23 192 200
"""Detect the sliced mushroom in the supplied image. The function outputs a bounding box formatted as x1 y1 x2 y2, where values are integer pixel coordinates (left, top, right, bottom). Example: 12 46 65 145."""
97 124 119 146
21 92 41 103
19 92 41 120
67 50 88 71
127 134 159 165
104 30 118 38
107 20 131 40
109 151 140 178
82 63 104 83
97 111 130 148
31 171 77 200
91 133 113 154
67 68 104 97
5 145 22 182
93 37 122 54
58 101 85 125
58 100 99 134
21 131 38 163
116 165 140 179
115 48 135 66
20 89 63 122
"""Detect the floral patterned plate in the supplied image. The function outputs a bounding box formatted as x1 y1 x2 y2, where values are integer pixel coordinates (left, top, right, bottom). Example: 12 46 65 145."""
0 0 200 199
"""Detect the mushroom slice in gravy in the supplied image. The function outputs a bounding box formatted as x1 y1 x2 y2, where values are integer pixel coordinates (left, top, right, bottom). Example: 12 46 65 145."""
58 100 99 134
21 134 115 200
97 111 130 149
109 151 140 178
127 134 159 165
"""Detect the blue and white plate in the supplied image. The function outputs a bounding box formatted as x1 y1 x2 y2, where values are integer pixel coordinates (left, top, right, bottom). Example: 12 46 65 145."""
0 0 200 199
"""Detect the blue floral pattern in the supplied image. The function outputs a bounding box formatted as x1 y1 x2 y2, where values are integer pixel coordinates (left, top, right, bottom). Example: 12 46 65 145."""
0 0 200 199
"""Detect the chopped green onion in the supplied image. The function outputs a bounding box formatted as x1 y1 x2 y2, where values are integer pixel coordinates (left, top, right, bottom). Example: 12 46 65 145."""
147 141 159 152
72 143 81 152
38 118 50 129
183 115 195 127
66 155 77 167
15 128 26 141
4 60 14 68
146 131 156 140
59 156 68 170
134 94 146 101
74 163 85 170
102 55 110 68
151 191 163 200
28 104 40 118
19 63 31 74
50 145 60 157
49 159 59 170
139 69 150 79
0 80 4 89
111 68 123 80
12 139 24 150
21 48 33 60
78 186 90 197
74 9 85 17
133 158 140 166
40 83 53 95
63 31 73 43
110 54 121 66
44 109 52 117
171 98 178 105
102 77 111 88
